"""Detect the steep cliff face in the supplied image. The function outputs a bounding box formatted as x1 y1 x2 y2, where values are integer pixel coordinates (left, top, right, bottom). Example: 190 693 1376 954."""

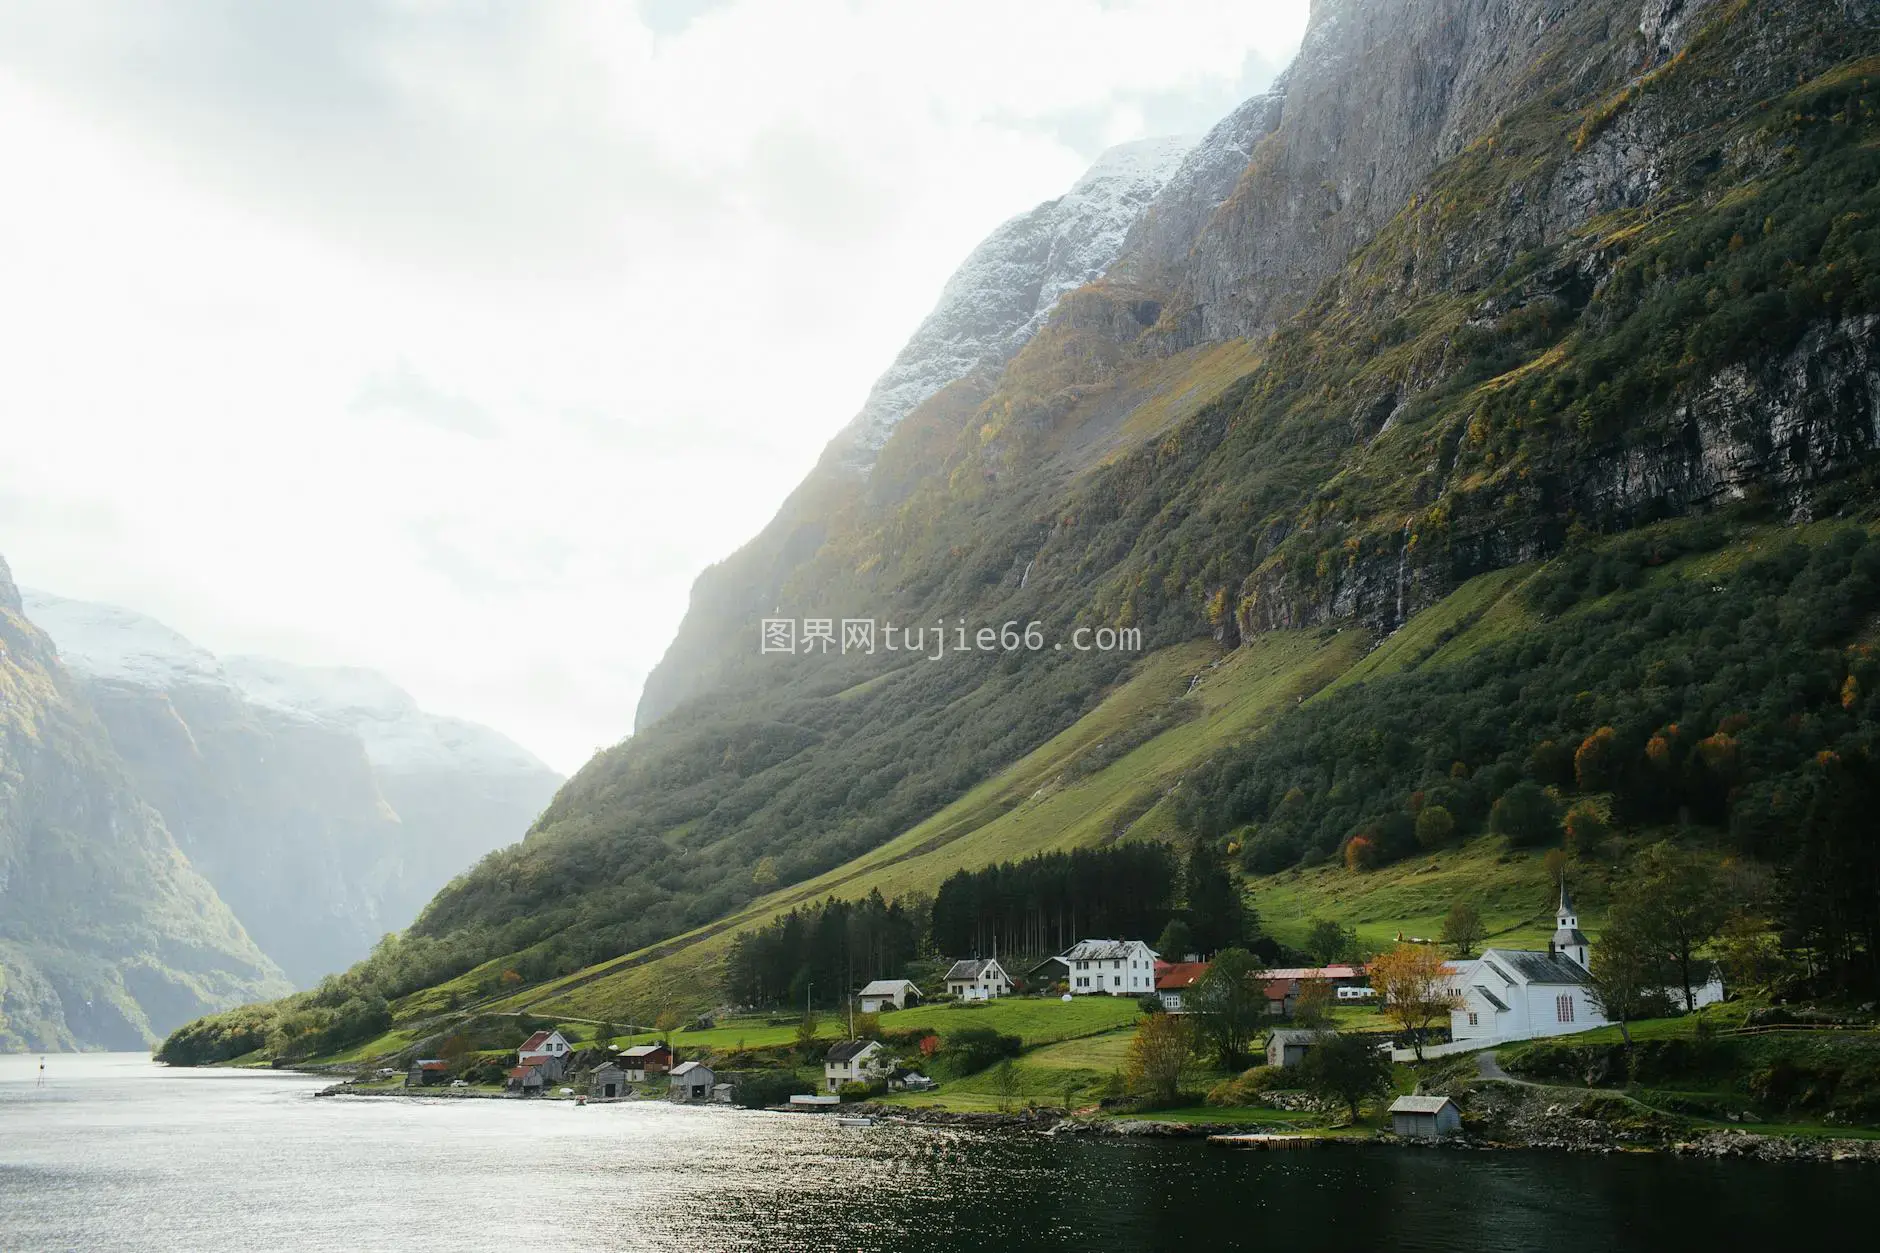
0 563 288 1051
18 594 560 988
635 136 1195 729
193 0 1880 1025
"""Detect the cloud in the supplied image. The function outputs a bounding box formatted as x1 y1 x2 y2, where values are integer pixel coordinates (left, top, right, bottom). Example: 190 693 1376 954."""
0 0 1310 773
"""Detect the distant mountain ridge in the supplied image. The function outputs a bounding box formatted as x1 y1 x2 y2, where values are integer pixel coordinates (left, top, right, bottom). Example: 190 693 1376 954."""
18 590 561 990
0 559 289 1051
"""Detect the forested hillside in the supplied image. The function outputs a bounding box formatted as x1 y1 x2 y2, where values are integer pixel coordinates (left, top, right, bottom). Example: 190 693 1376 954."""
164 0 1880 1063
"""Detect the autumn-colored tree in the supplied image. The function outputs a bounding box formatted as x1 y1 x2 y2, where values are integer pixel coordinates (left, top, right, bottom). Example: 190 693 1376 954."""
1563 801 1610 858
1440 902 1483 958
1292 979 1333 1028
1124 1012 1197 1106
917 1033 941 1059
499 969 523 988
1344 835 1379 872
1369 943 1458 1060
1574 726 1618 790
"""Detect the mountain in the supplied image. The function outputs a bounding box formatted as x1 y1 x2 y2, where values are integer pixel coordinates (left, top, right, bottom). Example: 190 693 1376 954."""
166 0 1880 1057
634 134 1194 729
0 558 289 1051
18 591 561 987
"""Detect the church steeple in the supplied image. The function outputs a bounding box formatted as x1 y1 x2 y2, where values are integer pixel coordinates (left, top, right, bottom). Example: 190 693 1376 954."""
1550 874 1590 969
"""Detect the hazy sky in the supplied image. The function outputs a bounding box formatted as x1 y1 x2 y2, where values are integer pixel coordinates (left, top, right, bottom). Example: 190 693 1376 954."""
0 1 1309 774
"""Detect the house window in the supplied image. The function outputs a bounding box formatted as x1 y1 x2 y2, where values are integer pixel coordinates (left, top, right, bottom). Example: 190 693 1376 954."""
1556 994 1575 1024
1467 1012 1479 1027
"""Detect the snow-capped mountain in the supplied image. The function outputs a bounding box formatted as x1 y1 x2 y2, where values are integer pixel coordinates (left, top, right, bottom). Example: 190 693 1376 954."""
223 656 550 778
18 589 561 987
830 135 1194 467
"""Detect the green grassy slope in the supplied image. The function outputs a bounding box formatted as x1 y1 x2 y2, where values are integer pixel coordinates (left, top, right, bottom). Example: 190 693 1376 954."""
494 628 1362 1022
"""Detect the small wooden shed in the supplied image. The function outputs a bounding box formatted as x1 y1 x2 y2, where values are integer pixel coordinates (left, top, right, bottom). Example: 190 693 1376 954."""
1389 1094 1463 1138
591 1062 628 1100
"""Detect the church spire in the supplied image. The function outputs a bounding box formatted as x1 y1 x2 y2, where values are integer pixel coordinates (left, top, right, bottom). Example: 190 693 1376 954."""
1551 872 1589 969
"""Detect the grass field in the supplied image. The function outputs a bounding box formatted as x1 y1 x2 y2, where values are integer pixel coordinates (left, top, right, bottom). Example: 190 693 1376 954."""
603 996 1144 1055
480 628 1362 1024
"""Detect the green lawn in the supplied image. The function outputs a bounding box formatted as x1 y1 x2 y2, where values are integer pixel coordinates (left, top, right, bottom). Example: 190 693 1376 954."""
605 996 1144 1056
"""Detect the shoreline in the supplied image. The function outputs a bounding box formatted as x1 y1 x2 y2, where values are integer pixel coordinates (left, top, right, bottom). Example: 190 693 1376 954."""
301 1073 1880 1164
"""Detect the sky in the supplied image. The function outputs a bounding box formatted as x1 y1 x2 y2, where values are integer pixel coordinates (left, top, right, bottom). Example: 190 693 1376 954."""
0 0 1310 775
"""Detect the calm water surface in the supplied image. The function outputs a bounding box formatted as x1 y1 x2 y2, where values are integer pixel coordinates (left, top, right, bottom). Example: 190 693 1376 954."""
0 1053 1872 1251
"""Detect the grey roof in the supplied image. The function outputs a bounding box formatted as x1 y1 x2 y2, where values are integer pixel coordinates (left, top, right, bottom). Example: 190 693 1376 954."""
825 1039 880 1063
1266 1029 1321 1045
859 979 919 997
621 1044 668 1058
1552 926 1590 948
669 1061 709 1078
1472 984 1512 1014
946 958 1007 981
1484 948 1592 985
1060 939 1158 962
1389 1095 1457 1114
1558 877 1576 915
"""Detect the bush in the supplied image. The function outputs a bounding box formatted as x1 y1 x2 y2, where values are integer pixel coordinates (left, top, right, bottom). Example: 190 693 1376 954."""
731 1070 802 1109
1415 805 1456 848
1490 782 1560 847
837 1081 877 1103
941 1027 1023 1076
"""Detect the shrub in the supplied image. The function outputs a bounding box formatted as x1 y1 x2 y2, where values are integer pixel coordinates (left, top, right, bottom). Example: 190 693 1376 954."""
1415 805 1456 848
941 1027 1023 1076
1562 801 1609 857
1490 782 1560 847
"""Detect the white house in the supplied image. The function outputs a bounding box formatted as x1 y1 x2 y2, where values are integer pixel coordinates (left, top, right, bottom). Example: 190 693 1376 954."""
824 1039 890 1091
1447 883 1607 1045
858 979 922 1012
1060 939 1159 996
944 958 1014 1000
518 1029 573 1064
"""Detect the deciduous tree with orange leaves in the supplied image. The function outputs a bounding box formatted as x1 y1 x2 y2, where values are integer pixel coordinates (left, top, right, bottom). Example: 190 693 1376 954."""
1369 942 1458 1060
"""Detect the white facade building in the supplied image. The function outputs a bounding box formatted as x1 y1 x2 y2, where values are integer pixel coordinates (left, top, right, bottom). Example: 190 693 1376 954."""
824 1039 890 1091
858 979 921 1012
1447 883 1606 1044
518 1029 572 1063
944 958 1013 1000
1060 939 1159 996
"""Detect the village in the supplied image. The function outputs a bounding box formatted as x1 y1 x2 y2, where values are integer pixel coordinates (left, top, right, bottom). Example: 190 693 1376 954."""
360 879 1785 1150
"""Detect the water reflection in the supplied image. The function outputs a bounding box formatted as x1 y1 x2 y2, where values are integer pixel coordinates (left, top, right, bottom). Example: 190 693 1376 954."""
0 1054 1871 1252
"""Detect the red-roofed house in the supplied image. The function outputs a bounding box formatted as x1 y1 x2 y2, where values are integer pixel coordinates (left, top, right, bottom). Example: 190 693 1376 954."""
507 1065 546 1095
1154 961 1210 1012
519 1029 572 1062
405 1059 451 1088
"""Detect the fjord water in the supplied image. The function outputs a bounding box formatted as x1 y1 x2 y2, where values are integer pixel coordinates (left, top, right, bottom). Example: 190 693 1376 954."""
1 1055 1870 1252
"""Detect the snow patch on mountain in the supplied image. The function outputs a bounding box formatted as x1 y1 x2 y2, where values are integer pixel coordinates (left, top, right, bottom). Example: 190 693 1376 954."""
223 656 550 777
21 589 235 692
20 589 552 778
830 134 1195 467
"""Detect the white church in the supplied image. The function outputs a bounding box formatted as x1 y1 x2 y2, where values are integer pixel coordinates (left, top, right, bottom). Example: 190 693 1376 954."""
1445 882 1610 1045
1444 880 1728 1048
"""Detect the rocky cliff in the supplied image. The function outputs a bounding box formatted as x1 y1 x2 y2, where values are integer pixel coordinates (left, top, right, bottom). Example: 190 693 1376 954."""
18 593 560 988
168 0 1880 1030
0 561 289 1050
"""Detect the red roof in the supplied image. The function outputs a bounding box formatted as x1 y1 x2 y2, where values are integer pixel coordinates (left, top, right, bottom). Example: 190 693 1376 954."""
520 1055 552 1067
519 1030 553 1052
1263 980 1294 1000
1255 966 1361 981
1155 962 1210 991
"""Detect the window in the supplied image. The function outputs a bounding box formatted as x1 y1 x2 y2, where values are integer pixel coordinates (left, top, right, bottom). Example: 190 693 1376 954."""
1467 1013 1479 1027
1556 994 1575 1024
